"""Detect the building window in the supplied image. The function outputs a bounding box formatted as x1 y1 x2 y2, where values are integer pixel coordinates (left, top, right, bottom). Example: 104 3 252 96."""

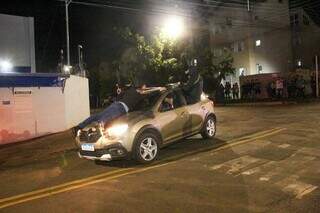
231 41 245 53
213 25 222 35
226 17 232 26
213 48 222 57
290 13 299 26
256 64 263 74
239 68 246 76
256 40 261 47
240 41 245 51
294 36 302 46
303 15 310 25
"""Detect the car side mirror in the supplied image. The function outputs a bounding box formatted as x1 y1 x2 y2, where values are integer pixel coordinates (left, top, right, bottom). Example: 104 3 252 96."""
160 102 172 112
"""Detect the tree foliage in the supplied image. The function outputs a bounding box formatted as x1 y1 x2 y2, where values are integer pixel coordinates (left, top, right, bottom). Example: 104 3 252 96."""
88 27 236 105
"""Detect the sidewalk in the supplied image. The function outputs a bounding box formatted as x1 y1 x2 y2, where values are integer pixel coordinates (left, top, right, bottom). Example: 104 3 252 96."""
0 130 76 169
215 98 320 106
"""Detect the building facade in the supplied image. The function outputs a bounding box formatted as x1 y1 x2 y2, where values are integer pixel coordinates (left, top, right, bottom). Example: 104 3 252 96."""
0 13 36 73
208 0 293 84
290 8 320 70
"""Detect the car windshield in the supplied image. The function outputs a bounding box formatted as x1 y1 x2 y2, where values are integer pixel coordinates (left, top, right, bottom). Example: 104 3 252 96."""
130 91 163 111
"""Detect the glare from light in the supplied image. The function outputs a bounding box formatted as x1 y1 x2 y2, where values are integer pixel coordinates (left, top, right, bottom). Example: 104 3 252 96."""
106 124 128 138
297 60 302 67
256 40 261 47
63 65 72 73
162 16 184 39
0 60 13 72
201 93 209 101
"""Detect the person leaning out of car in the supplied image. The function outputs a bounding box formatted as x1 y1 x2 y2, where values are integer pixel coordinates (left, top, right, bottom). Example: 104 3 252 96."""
182 58 203 104
73 83 147 135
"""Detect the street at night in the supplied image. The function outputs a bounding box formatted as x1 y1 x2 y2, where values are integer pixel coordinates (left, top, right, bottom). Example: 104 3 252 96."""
1 0 320 212
1 103 320 212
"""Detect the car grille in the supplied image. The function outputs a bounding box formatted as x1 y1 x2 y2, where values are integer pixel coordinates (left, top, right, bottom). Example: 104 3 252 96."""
79 128 101 143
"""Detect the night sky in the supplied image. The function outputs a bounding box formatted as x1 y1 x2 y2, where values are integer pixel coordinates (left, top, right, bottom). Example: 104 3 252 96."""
0 0 319 72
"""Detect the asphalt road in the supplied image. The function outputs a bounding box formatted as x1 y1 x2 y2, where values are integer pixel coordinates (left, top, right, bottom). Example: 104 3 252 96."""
0 103 320 213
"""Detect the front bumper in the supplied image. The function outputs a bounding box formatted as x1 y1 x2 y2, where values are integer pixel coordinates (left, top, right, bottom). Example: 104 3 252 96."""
78 143 128 161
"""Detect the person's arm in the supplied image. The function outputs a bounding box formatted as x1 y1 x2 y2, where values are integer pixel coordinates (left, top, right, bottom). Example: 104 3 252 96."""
183 71 199 91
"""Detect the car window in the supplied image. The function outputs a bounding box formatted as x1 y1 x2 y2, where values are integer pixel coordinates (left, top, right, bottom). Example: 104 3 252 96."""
159 91 186 112
131 91 162 111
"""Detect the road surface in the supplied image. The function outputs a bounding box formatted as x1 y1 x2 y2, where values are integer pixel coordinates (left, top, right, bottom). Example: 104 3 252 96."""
0 103 319 212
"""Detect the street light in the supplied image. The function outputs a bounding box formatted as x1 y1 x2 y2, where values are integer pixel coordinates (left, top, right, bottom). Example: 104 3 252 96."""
162 15 184 39
65 0 72 66
0 60 13 73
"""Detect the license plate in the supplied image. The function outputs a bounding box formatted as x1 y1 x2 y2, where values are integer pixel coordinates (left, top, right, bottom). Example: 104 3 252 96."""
81 144 95 151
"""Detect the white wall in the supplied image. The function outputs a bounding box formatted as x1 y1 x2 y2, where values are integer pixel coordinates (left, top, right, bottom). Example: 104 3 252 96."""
0 75 90 145
64 75 90 128
0 13 36 73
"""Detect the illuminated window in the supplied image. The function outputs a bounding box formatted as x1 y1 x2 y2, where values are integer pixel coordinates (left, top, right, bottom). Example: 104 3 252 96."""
239 68 246 76
256 40 261 47
256 64 263 74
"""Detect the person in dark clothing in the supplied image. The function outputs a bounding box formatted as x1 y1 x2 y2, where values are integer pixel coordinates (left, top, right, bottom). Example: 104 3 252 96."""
75 84 146 132
182 61 203 104
232 82 239 99
216 83 225 104
225 82 231 100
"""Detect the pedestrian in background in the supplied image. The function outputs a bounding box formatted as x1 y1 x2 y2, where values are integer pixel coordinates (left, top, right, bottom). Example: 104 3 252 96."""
296 75 306 98
224 82 231 100
276 78 284 98
254 79 261 99
271 81 276 98
310 73 316 97
232 82 239 99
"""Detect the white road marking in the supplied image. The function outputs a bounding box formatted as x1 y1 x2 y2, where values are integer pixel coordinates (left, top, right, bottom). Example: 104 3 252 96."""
278 144 291 149
276 176 318 199
242 167 261 176
298 147 320 158
210 156 267 175
259 177 270 181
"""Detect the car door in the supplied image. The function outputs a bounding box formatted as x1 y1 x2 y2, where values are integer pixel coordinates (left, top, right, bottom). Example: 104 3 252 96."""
155 91 189 143
180 91 204 133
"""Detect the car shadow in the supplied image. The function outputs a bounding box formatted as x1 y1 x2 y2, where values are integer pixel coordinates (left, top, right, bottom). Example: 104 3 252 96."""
95 136 227 168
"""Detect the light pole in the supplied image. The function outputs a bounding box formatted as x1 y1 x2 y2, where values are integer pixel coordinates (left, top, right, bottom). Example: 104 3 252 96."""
316 55 319 98
65 0 72 66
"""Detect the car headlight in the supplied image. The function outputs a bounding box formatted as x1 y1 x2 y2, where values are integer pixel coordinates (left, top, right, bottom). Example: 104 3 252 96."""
105 124 128 138
201 93 208 101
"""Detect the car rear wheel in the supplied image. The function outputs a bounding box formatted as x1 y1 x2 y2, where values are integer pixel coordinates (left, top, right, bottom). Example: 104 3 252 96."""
134 132 160 164
201 116 216 139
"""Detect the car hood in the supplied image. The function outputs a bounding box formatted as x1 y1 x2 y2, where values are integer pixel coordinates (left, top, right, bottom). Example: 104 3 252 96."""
106 110 154 126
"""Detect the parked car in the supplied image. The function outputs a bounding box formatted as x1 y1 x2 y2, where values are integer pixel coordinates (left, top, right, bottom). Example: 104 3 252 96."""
75 87 216 164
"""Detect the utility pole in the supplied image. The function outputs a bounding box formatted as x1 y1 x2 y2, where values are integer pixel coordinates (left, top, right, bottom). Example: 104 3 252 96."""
65 0 72 66
247 0 250 11
316 55 319 98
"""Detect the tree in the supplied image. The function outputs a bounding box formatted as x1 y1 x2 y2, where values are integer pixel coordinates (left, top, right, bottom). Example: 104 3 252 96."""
200 48 236 93
112 27 235 93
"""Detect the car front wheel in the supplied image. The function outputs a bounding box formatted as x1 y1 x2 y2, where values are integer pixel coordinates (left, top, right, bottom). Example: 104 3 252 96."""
134 132 160 164
201 116 216 139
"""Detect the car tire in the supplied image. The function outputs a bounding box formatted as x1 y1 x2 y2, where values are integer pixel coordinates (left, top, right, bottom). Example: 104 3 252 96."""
201 115 216 139
133 131 160 164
